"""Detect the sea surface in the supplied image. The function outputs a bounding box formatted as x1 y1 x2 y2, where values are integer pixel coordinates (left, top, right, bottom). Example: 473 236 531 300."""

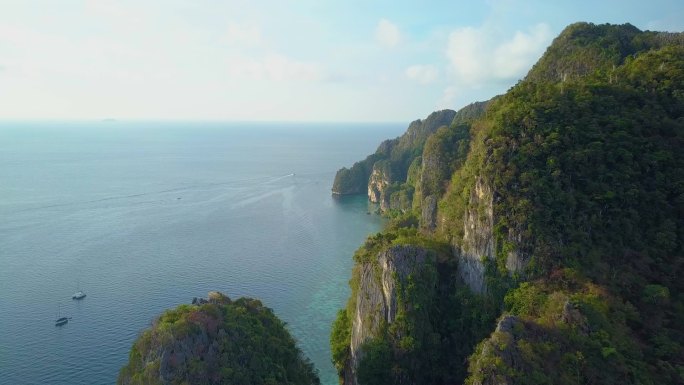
0 121 402 385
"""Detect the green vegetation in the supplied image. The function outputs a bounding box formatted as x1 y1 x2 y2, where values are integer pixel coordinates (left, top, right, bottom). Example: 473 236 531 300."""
468 269 654 384
332 153 380 195
119 293 319 385
332 22 684 385
356 337 393 385
420 122 471 199
330 309 351 374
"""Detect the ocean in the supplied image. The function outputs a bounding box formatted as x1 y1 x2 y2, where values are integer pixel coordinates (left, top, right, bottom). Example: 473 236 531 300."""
0 121 402 385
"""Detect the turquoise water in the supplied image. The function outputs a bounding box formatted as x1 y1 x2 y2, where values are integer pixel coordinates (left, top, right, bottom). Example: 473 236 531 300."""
0 121 401 385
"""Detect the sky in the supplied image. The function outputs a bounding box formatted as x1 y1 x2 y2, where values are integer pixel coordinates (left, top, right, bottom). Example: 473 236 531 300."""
0 0 683 122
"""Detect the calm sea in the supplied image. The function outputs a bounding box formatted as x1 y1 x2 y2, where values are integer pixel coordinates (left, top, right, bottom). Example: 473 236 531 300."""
0 121 401 385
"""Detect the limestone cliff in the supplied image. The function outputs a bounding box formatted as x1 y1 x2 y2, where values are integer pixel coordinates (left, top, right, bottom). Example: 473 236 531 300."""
421 194 438 231
456 177 495 294
345 245 435 385
452 176 528 293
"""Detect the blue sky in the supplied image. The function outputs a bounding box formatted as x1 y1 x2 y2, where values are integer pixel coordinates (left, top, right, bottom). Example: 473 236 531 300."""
1 0 682 121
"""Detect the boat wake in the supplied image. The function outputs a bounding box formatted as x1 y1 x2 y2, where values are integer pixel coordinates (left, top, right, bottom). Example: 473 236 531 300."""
9 173 301 215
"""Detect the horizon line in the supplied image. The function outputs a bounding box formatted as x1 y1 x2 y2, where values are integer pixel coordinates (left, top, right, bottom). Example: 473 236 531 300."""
0 118 409 125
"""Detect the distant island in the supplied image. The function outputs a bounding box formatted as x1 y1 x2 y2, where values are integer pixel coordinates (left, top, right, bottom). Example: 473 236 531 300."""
101 118 117 123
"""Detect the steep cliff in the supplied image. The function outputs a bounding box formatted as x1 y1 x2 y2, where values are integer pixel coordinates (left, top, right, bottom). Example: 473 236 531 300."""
345 245 436 385
118 292 319 385
456 177 495 294
331 226 498 385
448 175 528 294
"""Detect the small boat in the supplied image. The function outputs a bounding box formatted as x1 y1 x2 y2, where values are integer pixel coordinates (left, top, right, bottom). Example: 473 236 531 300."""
55 316 69 326
55 305 70 326
72 281 86 300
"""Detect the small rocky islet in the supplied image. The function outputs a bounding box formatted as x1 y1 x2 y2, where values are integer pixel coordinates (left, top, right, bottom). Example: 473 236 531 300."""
117 292 320 385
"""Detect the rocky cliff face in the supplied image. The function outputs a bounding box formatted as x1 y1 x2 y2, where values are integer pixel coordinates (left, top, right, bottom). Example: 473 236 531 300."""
454 177 528 293
346 245 433 385
505 228 527 273
456 177 495 294
367 161 392 205
421 194 438 231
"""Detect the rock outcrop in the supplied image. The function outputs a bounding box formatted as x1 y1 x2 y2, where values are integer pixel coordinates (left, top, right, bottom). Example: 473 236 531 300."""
367 160 392 205
468 315 522 385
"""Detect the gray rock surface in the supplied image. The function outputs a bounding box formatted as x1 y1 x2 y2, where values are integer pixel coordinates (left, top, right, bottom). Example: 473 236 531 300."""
457 177 495 294
421 195 438 231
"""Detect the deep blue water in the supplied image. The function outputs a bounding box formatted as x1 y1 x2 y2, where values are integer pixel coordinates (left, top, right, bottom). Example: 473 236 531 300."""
0 121 402 385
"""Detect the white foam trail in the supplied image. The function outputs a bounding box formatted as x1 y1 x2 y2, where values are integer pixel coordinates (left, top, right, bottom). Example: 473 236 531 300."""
265 173 296 183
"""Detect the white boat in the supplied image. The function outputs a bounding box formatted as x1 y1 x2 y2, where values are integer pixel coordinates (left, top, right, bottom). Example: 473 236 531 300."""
72 280 86 300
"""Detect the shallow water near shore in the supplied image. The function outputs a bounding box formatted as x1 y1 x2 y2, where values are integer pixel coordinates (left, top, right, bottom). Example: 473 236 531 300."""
0 121 401 385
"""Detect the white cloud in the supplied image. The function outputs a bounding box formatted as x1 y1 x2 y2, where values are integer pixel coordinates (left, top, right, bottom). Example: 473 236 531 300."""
446 23 552 85
438 86 458 109
84 0 145 29
0 23 154 80
225 54 325 82
223 22 262 46
405 64 438 84
494 24 552 78
445 26 485 84
375 18 400 48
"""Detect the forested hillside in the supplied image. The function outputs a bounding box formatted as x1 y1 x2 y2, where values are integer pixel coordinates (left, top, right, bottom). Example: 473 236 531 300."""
331 22 684 385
